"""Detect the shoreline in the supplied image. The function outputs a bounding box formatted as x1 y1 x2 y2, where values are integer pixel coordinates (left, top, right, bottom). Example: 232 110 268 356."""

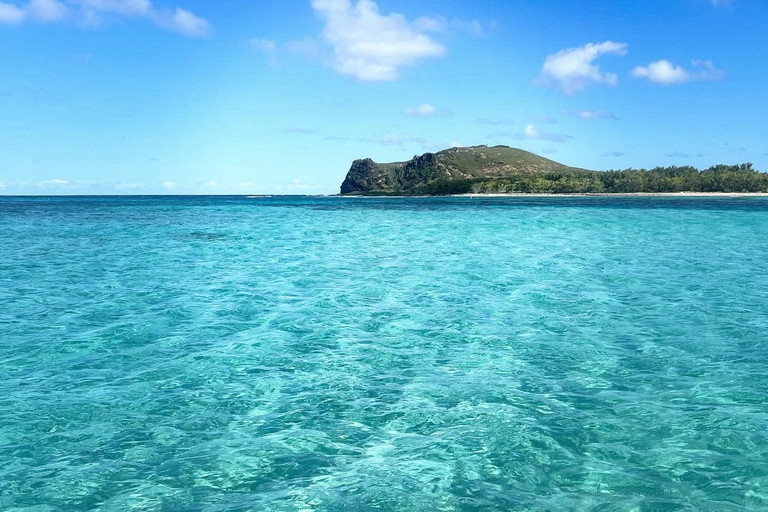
1 192 767 198
454 192 768 197
341 192 768 198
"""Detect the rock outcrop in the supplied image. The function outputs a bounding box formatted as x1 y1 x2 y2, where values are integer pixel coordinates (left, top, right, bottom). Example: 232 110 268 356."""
339 145 580 195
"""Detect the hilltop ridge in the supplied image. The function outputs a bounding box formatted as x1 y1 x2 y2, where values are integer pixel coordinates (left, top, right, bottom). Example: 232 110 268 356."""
339 146 767 195
340 146 578 195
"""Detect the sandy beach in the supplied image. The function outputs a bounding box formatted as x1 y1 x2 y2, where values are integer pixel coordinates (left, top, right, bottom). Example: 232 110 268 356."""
453 192 768 197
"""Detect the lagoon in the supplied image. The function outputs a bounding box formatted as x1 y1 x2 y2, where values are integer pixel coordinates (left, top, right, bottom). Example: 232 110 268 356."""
1 196 767 511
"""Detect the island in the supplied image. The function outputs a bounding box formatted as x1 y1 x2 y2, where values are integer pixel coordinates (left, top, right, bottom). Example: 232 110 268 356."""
339 145 767 195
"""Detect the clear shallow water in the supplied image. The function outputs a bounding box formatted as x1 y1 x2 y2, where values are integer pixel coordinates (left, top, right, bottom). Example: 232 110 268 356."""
1 196 767 511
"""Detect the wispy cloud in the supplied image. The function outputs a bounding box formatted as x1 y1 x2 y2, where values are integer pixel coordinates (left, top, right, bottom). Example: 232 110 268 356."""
562 109 618 120
311 0 445 81
403 103 451 117
475 117 514 126
367 134 426 146
515 124 573 143
27 0 67 22
249 38 278 65
284 127 315 134
412 15 447 33
153 7 210 37
422 140 462 151
250 38 277 52
538 41 627 95
1 0 62 24
114 182 145 190
666 152 690 158
453 18 484 36
531 116 557 124
601 151 625 157
413 15 485 36
195 179 329 195
38 178 70 186
1 179 104 192
633 60 724 85
0 0 211 36
284 37 320 58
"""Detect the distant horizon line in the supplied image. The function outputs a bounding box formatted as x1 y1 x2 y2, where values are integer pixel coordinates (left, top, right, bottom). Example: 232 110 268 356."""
3 193 768 199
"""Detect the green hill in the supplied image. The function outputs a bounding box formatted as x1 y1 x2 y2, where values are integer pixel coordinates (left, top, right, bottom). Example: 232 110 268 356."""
339 146 767 195
340 145 581 195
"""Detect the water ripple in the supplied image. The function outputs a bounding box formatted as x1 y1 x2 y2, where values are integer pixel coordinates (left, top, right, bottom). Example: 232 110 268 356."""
1 196 767 511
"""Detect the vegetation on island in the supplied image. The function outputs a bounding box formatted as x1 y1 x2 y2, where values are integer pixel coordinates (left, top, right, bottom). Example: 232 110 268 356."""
339 146 766 195
418 163 766 195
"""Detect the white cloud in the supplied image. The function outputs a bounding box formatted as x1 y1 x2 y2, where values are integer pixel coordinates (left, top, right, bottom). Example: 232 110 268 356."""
153 7 210 37
39 179 70 186
413 15 483 36
72 0 152 16
413 15 447 32
250 38 277 52
523 125 538 138
0 181 6 190
601 151 625 157
0 2 27 23
515 124 573 143
539 41 627 95
0 0 68 24
311 0 446 81
26 0 67 22
0 0 210 36
162 181 178 189
579 109 616 119
403 103 451 117
632 59 724 85
562 109 617 120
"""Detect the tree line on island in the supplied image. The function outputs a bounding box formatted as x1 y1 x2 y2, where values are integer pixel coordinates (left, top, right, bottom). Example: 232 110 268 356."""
339 146 767 195
419 163 766 195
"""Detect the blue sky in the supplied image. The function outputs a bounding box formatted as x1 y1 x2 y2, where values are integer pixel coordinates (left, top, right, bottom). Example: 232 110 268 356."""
1 0 766 195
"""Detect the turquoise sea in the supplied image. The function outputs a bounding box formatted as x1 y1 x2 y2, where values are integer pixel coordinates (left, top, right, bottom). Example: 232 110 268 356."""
1 196 767 511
